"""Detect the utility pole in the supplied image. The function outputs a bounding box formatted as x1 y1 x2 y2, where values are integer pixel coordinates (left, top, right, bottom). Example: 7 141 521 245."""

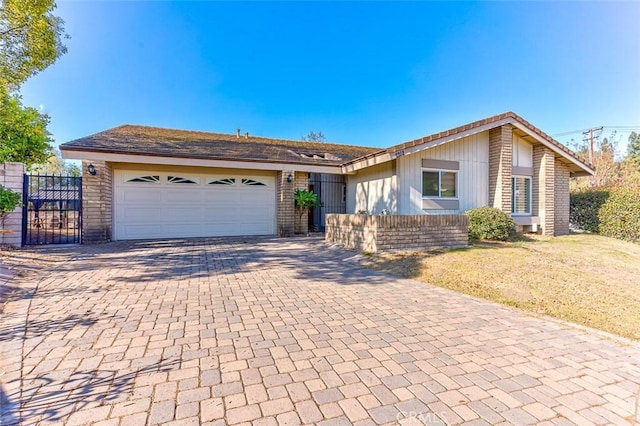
582 127 603 187
582 127 603 164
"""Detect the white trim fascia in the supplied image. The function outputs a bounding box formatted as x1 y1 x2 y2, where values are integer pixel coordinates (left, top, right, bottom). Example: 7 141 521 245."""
343 118 512 173
61 150 344 174
507 120 594 175
342 117 594 176
341 152 394 174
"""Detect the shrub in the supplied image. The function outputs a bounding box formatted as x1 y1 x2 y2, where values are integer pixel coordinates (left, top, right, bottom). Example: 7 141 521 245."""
0 185 21 220
598 187 640 242
294 189 319 211
465 207 515 241
569 190 610 232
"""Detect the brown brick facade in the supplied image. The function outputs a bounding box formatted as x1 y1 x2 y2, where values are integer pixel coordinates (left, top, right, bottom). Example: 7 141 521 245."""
532 147 555 235
293 172 309 235
554 160 570 235
0 162 25 246
82 160 113 243
326 214 468 252
275 171 309 236
489 125 513 213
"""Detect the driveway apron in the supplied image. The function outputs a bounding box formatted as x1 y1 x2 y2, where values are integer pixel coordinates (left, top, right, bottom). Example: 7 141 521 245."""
1 236 639 425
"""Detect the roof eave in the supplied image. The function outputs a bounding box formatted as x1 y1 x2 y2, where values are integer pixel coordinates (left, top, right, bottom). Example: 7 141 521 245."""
60 147 347 174
342 115 594 176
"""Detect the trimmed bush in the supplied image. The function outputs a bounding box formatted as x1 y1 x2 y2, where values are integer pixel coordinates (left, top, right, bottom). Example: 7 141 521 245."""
569 190 610 232
465 207 515 241
599 187 640 242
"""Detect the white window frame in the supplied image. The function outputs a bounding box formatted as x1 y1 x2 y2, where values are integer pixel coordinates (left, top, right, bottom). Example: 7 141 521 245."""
421 168 459 199
512 175 532 216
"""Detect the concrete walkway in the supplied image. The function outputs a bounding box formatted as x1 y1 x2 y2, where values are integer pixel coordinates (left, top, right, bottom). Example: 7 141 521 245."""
1 236 639 425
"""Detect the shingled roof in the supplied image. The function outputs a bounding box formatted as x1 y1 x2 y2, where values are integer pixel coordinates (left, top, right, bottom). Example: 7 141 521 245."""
342 111 594 176
61 125 381 167
61 113 593 176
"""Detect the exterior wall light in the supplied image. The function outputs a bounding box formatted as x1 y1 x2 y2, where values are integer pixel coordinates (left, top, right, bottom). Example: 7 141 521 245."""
286 173 293 183
87 164 97 176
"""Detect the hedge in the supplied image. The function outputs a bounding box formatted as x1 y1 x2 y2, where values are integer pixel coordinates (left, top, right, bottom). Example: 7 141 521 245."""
465 207 515 241
569 190 610 232
598 187 640 242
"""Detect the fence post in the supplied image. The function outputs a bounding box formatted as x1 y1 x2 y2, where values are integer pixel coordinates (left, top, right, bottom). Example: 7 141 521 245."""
0 162 26 247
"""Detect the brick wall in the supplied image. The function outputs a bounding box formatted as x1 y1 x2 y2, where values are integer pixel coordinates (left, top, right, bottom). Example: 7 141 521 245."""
0 162 25 246
554 160 570 235
82 160 113 243
277 171 295 236
326 214 468 252
532 147 555 236
293 172 309 235
488 125 513 213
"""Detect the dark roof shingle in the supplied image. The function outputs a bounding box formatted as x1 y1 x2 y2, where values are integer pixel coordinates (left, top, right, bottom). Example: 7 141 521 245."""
61 125 381 167
343 111 593 172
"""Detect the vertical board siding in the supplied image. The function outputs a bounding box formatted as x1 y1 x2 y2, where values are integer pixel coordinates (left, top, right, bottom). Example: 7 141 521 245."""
398 131 490 214
346 162 397 214
513 134 534 168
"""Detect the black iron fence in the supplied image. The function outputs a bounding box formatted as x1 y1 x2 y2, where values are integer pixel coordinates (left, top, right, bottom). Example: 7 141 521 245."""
22 174 82 245
308 173 346 232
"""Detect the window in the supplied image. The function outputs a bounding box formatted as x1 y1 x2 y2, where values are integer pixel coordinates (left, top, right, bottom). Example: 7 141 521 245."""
422 170 457 198
125 175 160 183
208 178 236 186
512 176 531 214
168 176 199 184
241 178 266 186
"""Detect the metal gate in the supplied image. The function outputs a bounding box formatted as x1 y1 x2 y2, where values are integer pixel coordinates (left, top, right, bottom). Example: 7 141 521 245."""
22 174 82 245
308 173 346 232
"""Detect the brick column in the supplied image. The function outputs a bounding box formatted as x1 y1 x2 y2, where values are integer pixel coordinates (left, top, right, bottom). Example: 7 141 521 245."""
82 160 113 243
0 162 25 247
533 147 555 236
294 172 309 235
554 160 570 235
488 125 513 213
277 171 295 236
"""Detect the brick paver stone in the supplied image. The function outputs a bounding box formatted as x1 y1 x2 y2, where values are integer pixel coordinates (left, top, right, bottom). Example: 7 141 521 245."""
1 236 639 425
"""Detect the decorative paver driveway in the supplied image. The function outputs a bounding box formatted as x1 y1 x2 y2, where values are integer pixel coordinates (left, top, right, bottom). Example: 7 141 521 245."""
1 236 639 425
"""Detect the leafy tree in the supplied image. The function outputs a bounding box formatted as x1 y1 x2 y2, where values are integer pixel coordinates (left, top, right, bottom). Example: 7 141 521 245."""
570 132 640 191
628 132 640 166
0 93 54 167
0 0 68 91
0 0 67 169
302 131 326 142
30 148 81 176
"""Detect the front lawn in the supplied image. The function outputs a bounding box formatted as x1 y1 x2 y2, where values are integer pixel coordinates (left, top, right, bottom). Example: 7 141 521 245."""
365 234 640 340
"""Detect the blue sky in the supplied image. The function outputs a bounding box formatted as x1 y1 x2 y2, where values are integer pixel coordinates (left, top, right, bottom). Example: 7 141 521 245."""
20 1 640 153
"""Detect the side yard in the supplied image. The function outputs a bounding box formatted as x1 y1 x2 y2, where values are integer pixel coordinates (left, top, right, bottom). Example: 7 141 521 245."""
365 234 640 340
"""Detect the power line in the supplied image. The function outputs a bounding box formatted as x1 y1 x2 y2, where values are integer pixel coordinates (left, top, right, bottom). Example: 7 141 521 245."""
552 125 640 138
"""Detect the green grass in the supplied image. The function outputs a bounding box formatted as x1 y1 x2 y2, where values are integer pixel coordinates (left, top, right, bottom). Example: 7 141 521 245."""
366 234 640 340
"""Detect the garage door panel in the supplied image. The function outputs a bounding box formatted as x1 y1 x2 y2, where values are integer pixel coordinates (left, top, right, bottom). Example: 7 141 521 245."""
163 223 204 237
114 171 276 240
165 189 206 203
120 224 164 239
120 188 164 202
119 206 164 221
164 207 205 221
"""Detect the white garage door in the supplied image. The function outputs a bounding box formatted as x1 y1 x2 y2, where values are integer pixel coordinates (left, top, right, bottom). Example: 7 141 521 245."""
114 170 276 240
